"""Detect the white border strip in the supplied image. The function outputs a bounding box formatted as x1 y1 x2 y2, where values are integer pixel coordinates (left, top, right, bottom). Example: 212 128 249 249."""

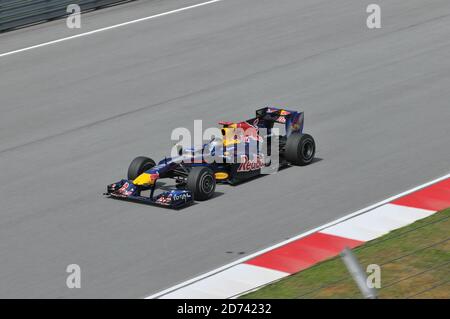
159 264 288 299
146 172 450 299
0 0 224 59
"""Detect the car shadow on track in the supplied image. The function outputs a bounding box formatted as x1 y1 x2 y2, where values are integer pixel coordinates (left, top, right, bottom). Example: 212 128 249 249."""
229 157 323 187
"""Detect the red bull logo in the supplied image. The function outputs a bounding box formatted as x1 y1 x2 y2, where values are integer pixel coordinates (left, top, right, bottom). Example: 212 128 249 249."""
237 154 265 172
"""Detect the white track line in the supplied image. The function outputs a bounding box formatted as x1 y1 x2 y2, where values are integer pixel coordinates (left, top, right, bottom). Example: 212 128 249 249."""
146 172 450 298
0 0 224 59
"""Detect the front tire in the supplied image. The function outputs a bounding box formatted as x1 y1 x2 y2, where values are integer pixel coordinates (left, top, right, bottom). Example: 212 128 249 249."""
284 133 316 166
187 167 216 201
128 156 156 180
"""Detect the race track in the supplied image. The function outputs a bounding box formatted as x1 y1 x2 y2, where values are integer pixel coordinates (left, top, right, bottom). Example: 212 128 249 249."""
0 0 449 298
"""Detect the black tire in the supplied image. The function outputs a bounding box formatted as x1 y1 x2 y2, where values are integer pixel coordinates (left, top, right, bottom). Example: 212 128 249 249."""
284 133 316 166
187 167 216 201
127 156 156 180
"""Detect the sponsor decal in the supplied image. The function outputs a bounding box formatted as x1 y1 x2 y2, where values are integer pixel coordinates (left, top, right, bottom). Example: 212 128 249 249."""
267 108 290 115
243 134 264 143
156 194 172 205
173 193 192 201
237 154 265 172
117 182 134 196
290 115 301 131
291 121 301 131
276 116 286 123
156 192 191 205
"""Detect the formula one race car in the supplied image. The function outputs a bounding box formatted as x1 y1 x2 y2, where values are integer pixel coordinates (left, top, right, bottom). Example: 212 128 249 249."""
105 107 316 208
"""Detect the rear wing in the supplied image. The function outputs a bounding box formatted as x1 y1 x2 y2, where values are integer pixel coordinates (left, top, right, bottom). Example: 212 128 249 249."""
255 107 304 136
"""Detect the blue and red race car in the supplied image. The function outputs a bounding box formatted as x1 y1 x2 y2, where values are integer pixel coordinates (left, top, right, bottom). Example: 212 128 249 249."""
104 107 316 208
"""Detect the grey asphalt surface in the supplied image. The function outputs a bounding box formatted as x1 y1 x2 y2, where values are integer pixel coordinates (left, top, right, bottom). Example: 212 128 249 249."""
0 0 449 298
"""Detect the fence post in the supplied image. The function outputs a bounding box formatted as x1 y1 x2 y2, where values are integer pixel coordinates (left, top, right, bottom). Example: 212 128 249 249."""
340 247 378 299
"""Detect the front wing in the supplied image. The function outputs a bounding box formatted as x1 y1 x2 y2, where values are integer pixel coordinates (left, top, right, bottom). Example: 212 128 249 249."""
104 180 193 209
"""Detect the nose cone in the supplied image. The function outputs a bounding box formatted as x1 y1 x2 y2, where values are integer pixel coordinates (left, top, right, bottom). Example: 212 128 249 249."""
133 173 159 186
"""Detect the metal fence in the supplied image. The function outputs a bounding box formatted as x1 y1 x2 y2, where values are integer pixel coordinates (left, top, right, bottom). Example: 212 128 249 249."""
0 0 133 32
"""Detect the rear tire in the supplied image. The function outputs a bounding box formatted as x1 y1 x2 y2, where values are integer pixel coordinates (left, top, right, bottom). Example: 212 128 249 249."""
187 167 216 201
128 156 156 180
284 133 316 166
